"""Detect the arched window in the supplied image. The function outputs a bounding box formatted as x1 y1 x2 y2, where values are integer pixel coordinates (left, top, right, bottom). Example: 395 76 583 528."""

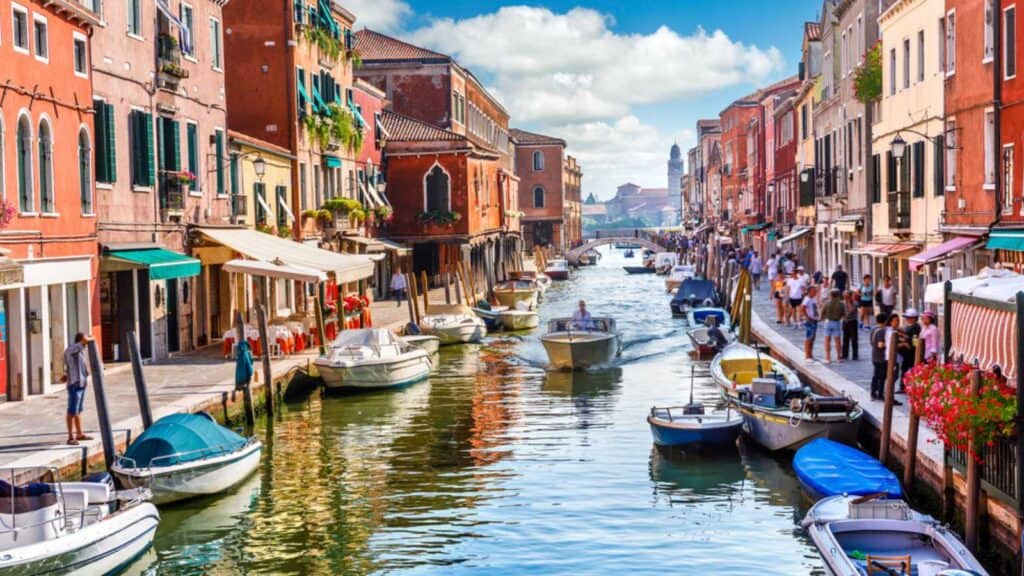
532 150 544 171
424 164 450 212
79 128 92 214
533 186 545 208
16 115 32 213
38 118 53 213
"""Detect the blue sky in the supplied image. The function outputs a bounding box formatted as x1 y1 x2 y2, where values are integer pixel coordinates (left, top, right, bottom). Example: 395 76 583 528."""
345 0 817 199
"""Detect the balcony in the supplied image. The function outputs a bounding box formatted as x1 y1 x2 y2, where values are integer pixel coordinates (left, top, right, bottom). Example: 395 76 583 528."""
157 34 189 91
231 194 248 220
159 175 186 220
887 190 911 231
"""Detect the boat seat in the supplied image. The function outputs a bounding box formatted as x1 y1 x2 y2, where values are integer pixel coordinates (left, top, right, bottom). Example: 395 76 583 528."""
0 494 61 549
866 554 911 575
60 481 112 505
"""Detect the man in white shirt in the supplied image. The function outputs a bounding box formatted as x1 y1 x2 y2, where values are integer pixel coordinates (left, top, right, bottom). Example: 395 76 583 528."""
390 271 407 306
571 300 595 330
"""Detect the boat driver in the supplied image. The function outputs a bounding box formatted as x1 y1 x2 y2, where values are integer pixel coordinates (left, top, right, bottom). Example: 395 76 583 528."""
705 316 729 351
572 300 596 330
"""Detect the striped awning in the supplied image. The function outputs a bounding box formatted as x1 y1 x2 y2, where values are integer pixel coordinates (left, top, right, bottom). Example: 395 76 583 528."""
949 300 1017 380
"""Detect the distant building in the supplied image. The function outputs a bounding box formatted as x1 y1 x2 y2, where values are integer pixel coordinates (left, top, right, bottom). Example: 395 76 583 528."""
668 143 684 216
511 128 569 251
605 183 678 226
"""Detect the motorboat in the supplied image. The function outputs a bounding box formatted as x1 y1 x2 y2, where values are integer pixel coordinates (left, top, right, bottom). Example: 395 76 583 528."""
712 343 862 451
623 265 655 274
802 495 988 576
687 306 730 329
472 302 539 331
0 467 160 574
403 334 441 355
614 241 639 249
509 271 551 295
545 259 571 281
493 279 539 309
654 252 679 275
112 413 263 505
420 304 488 345
664 264 697 292
581 249 600 265
794 439 902 501
670 278 722 316
686 315 733 360
314 328 433 390
624 250 635 258
647 405 743 448
541 317 622 370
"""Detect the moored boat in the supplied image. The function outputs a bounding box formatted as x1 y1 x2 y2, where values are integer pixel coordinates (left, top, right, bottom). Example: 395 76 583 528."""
647 405 743 448
794 439 902 501
654 252 679 275
541 317 622 370
802 495 988 576
687 306 730 329
545 259 571 280
403 334 441 355
623 265 655 274
420 304 488 345
709 342 801 396
493 279 539 309
498 309 540 331
686 320 733 360
313 328 433 390
664 264 696 292
670 278 722 317
112 413 263 505
0 467 160 575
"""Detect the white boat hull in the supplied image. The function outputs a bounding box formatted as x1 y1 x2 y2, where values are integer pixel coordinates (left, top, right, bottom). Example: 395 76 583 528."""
733 402 860 451
425 322 486 345
494 290 537 309
113 441 263 505
0 502 160 576
316 354 433 390
403 335 440 355
541 332 621 370
499 311 539 331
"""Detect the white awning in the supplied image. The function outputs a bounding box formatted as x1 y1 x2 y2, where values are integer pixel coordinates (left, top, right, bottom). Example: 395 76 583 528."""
358 172 382 209
223 259 326 283
777 226 812 244
198 227 376 283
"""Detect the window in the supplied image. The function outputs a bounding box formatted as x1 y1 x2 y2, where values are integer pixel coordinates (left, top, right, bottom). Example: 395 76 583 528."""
73 34 87 76
917 30 925 82
32 15 47 61
1006 6 1017 79
126 0 141 36
38 119 53 213
209 18 222 70
889 48 896 95
93 100 116 184
841 31 848 75
532 150 544 171
299 162 308 211
857 15 864 64
186 122 198 192
903 38 910 89
296 67 307 119
180 3 195 57
934 135 945 196
872 153 881 203
946 10 956 75
276 185 289 230
985 109 996 186
16 115 32 212
1005 144 1016 210
156 117 180 177
912 141 925 197
939 16 947 73
533 186 545 208
214 129 225 195
129 109 154 188
79 128 92 214
985 1 996 62
901 144 911 192
801 105 808 140
886 151 896 193
12 5 28 53
945 119 957 189
313 165 321 207
424 164 450 212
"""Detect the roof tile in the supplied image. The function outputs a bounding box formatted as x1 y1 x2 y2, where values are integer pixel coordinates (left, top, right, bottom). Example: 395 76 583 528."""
355 29 451 63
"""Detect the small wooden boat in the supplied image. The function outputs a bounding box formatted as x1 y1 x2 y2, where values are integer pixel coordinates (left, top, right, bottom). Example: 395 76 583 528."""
623 265 655 275
687 307 730 328
794 439 902 501
686 323 733 360
314 328 433 390
670 279 721 316
545 259 571 280
802 495 988 576
420 304 488 345
112 413 263 505
648 405 743 448
664 264 696 292
493 279 538 309
541 317 622 370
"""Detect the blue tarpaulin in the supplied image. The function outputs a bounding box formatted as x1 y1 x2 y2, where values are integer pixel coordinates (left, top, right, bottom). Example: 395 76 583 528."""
793 438 902 500
123 413 246 468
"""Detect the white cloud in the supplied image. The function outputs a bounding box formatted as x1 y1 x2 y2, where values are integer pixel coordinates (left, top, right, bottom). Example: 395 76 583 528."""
409 6 785 124
344 0 412 33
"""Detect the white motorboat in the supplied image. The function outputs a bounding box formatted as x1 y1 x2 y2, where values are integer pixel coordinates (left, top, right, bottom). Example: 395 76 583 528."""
403 334 441 355
420 304 487 345
664 264 696 292
112 413 263 505
509 270 551 295
545 259 571 280
541 317 622 370
493 279 539 309
654 252 679 275
498 308 540 331
0 467 160 575
315 328 433 389
802 495 988 576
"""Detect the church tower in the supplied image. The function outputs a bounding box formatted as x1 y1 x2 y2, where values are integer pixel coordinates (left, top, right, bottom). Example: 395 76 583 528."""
668 142 684 210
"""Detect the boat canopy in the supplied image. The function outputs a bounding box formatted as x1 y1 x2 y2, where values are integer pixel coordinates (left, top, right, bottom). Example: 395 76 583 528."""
672 279 720 306
122 413 246 468
794 439 902 499
329 328 400 348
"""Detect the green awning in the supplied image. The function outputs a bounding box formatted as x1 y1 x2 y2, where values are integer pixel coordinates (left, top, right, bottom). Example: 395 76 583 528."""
740 222 771 234
986 230 1024 252
108 248 201 280
324 155 342 168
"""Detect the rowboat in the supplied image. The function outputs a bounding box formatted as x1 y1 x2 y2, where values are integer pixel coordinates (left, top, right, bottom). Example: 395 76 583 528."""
670 279 721 316
793 439 902 501
493 279 538 309
687 307 730 329
541 317 622 370
314 328 433 390
0 467 159 575
647 405 743 448
419 304 488 345
802 495 988 576
545 259 571 280
664 264 696 292
710 342 801 393
112 413 263 505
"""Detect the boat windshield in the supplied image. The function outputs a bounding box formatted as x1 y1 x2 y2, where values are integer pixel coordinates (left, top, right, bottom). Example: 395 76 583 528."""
497 280 535 290
329 329 400 348
548 317 616 333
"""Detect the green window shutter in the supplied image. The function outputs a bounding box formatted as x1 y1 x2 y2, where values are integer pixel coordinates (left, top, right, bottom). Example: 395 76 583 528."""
215 130 225 195
169 120 181 172
187 123 198 177
143 113 155 187
229 153 239 195
130 111 142 187
156 117 165 172
93 100 107 183
103 103 116 183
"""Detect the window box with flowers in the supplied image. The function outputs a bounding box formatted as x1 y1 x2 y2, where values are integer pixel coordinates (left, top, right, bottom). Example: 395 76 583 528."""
418 210 461 227
373 205 393 226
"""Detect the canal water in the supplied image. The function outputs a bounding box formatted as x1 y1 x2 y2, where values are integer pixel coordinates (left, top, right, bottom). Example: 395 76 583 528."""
127 247 826 575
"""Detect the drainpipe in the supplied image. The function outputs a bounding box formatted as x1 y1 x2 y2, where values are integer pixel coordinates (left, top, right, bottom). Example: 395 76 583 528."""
994 0 1004 231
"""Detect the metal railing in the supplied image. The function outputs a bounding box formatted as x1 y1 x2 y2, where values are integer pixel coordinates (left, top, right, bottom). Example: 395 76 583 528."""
948 434 1019 506
887 190 910 229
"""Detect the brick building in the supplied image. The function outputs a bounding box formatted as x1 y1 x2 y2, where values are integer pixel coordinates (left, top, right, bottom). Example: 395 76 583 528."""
0 0 100 400
719 94 761 231
685 120 721 225
511 129 569 251
563 155 583 247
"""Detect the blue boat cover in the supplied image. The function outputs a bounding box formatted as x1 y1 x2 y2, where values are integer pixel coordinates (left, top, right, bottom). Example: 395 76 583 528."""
123 413 246 468
672 279 721 307
793 439 902 499
691 308 727 325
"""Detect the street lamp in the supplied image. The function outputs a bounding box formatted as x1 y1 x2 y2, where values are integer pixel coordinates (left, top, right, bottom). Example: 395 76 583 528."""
252 154 267 181
890 133 908 159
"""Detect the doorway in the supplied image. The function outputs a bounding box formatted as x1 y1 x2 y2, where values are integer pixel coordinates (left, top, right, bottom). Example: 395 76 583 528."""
166 279 180 353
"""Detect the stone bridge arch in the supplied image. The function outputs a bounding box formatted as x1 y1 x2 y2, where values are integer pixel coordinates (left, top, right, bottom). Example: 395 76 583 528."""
566 236 666 265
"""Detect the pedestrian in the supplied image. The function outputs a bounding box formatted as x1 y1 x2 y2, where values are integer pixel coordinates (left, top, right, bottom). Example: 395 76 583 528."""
766 252 779 280
63 333 94 446
876 275 898 318
885 314 903 405
897 308 921 392
749 251 763 290
771 271 787 323
821 288 845 364
784 269 805 327
841 290 860 361
830 264 849 293
870 314 889 400
858 274 875 329
920 310 940 361
782 254 796 275
390 269 407 306
801 285 820 361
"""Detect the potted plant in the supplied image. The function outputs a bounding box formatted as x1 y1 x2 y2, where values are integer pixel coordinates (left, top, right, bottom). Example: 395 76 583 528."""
374 205 393 224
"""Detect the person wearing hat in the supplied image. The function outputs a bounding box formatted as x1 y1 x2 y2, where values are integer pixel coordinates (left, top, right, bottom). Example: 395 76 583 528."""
920 310 940 361
63 333 94 446
821 289 845 364
897 308 921 392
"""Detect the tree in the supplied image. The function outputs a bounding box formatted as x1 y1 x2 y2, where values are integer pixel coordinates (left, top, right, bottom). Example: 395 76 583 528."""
853 42 882 104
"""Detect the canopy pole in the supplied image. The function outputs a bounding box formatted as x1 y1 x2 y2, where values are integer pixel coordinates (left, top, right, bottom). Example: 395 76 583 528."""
1016 291 1024 576
256 304 275 417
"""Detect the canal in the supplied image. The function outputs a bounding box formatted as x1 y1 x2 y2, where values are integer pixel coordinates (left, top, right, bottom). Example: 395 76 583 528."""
128 247 826 575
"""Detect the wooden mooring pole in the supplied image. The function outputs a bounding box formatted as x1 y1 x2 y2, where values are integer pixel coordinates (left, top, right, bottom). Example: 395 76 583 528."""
965 369 982 552
879 333 899 466
86 340 116 471
234 310 256 431
407 272 421 325
256 304 275 417
903 340 925 489
420 270 430 311
126 330 153 430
